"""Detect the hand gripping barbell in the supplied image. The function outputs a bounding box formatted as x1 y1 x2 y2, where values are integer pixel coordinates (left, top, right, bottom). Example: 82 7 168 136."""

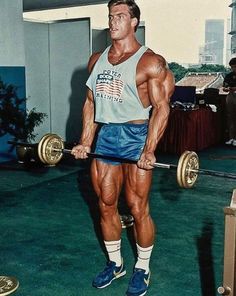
9 133 236 189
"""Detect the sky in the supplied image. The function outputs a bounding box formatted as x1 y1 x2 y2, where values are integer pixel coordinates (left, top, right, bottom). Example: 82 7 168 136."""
23 0 232 65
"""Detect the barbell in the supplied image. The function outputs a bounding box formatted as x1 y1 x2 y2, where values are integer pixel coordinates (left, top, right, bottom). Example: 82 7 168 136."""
9 133 236 189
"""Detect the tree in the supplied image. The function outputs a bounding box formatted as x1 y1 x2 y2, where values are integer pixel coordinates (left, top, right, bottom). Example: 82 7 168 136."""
168 62 188 82
188 64 229 74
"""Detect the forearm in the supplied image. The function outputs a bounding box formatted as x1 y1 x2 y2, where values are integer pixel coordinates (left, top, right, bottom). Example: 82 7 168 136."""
143 104 170 153
79 99 98 147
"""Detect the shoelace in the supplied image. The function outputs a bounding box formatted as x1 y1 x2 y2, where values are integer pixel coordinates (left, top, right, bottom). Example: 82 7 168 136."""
130 269 146 286
100 262 116 276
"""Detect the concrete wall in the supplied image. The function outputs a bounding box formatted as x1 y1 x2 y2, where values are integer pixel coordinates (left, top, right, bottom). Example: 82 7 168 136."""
0 0 25 66
0 0 26 162
24 18 91 142
24 22 50 140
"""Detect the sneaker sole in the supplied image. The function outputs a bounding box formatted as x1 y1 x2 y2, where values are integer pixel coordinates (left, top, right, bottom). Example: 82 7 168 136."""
126 270 150 296
126 291 147 296
94 270 126 289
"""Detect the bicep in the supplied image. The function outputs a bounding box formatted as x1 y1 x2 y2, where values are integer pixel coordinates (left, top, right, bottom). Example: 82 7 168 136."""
148 69 175 107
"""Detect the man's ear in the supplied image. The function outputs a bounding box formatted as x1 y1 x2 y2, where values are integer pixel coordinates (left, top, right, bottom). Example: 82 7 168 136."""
131 17 138 29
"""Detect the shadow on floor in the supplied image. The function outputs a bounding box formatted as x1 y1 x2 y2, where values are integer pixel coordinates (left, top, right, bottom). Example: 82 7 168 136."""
196 219 216 296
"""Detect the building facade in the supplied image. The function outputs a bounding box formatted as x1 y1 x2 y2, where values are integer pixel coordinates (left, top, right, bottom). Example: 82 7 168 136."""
199 19 224 65
230 0 236 56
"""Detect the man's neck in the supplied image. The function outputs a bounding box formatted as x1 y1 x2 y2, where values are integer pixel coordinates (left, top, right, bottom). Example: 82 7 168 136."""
111 37 140 54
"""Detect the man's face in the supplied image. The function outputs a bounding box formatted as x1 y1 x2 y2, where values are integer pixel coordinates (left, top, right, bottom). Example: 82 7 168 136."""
108 4 136 40
231 64 236 73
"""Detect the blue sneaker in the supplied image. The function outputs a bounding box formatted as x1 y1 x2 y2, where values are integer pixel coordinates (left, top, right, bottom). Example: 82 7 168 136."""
126 268 150 296
92 260 126 289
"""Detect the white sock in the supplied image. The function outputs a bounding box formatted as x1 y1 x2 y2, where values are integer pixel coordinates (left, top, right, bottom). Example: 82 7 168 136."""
104 240 122 266
135 243 154 274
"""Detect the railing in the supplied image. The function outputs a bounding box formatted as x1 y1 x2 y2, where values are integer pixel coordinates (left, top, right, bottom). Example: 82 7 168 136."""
218 189 236 295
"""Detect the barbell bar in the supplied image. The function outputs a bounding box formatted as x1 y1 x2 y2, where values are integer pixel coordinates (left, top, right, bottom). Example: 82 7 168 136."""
58 149 236 183
8 133 236 189
56 148 175 169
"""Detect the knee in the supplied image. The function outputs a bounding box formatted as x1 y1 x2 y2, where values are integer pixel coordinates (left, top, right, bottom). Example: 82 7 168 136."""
99 198 117 218
129 202 149 222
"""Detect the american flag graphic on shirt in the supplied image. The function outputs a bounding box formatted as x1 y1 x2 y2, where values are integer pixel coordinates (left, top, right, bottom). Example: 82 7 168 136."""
95 70 124 102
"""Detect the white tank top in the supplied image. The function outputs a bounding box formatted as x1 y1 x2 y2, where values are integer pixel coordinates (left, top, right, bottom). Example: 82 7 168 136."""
86 45 152 123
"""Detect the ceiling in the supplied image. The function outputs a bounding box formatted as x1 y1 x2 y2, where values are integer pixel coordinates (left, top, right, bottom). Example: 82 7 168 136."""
23 0 109 12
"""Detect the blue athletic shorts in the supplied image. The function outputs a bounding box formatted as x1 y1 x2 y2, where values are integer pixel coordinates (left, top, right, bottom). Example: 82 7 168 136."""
94 122 148 165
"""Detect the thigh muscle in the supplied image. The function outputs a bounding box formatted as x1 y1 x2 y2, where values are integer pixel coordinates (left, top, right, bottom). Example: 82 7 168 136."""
91 159 123 206
124 164 153 208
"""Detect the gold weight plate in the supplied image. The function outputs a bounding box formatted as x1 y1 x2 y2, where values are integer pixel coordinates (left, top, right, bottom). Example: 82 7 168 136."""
181 151 199 188
177 151 191 188
181 151 193 188
120 215 134 229
37 133 53 164
41 134 64 165
0 276 19 296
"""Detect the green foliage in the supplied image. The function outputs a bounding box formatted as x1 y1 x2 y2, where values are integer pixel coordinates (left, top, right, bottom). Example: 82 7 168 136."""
188 64 229 74
168 62 188 82
169 62 229 83
0 79 47 141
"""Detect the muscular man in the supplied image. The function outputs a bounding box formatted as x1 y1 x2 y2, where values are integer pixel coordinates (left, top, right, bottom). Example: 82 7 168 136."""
72 0 175 295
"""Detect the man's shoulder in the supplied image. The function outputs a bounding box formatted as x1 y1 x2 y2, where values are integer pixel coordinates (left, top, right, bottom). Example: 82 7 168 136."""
88 46 111 71
142 48 167 66
138 48 173 82
88 52 103 72
139 49 168 76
